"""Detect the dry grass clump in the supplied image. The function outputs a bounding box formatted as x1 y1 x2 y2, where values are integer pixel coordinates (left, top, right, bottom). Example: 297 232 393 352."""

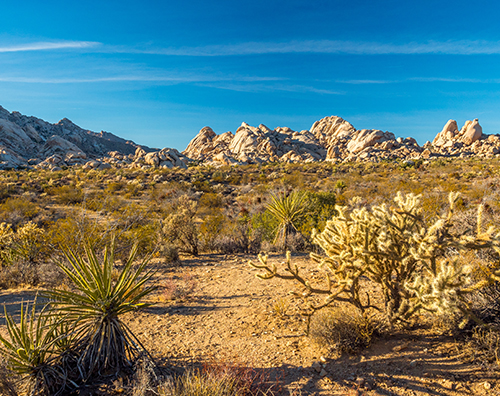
466 327 500 366
158 362 275 396
309 306 376 355
161 273 197 301
0 357 18 396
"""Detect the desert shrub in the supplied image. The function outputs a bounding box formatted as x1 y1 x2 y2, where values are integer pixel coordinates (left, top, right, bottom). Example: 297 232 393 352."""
156 241 180 264
0 183 14 203
105 181 126 193
161 273 197 301
116 222 159 261
310 306 375 354
205 209 263 254
0 222 50 287
199 212 226 252
82 191 125 213
0 197 40 226
298 191 337 237
125 180 146 197
251 211 277 245
162 195 199 256
198 192 223 211
466 327 500 366
47 185 83 204
46 213 110 256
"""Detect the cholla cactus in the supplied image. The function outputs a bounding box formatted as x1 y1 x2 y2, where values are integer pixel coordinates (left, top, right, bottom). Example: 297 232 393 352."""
250 191 500 329
0 222 14 265
310 192 427 324
406 194 500 324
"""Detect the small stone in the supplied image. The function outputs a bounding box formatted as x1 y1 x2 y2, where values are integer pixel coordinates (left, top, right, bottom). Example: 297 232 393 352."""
319 356 327 363
484 381 492 390
312 361 322 373
355 377 365 387
319 369 328 377
409 359 418 368
442 380 454 390
393 341 410 352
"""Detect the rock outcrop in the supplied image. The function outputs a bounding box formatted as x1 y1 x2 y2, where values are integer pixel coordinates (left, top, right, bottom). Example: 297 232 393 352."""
0 105 189 170
183 116 425 165
183 117 500 165
429 118 499 157
2 104 500 170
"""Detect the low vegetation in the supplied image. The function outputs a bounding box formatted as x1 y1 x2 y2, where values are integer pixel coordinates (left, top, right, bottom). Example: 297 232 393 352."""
0 157 499 393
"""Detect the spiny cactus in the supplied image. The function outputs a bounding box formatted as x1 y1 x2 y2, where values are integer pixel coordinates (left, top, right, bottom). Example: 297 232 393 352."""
250 191 500 329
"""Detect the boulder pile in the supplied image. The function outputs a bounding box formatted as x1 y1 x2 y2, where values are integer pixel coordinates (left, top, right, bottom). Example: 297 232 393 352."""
183 116 500 165
1 104 500 170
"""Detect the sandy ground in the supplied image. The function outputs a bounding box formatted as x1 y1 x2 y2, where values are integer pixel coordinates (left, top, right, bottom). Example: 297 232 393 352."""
0 253 499 395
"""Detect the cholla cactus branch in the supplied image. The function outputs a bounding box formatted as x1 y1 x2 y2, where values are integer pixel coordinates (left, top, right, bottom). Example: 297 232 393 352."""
251 191 500 331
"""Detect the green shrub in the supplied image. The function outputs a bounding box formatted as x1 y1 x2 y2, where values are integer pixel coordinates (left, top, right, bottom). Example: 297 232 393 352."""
162 195 199 256
47 185 83 204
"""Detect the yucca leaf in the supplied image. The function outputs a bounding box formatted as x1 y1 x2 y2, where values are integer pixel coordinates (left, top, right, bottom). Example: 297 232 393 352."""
44 239 157 379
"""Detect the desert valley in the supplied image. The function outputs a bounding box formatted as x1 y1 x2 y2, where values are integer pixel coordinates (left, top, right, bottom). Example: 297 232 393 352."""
0 106 499 395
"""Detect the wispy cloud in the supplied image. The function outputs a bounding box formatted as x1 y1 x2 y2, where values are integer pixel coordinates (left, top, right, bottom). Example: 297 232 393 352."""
334 77 500 84
409 77 484 83
0 41 100 53
335 79 400 84
6 39 500 57
0 74 283 84
112 39 500 56
197 82 343 95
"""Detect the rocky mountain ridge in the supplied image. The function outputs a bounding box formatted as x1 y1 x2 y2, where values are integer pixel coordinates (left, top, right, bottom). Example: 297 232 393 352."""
1 104 499 170
183 116 499 166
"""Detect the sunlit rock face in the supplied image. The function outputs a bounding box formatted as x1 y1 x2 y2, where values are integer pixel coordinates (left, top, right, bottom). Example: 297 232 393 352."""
0 105 152 169
1 104 499 170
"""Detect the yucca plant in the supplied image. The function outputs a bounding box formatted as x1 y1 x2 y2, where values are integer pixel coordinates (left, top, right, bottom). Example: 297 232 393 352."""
266 191 307 249
43 240 157 380
0 299 67 395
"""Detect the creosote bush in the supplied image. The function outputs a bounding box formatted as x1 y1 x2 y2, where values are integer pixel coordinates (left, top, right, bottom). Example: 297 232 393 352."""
162 194 199 256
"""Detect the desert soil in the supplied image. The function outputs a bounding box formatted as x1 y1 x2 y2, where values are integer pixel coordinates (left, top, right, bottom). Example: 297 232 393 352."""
0 253 499 395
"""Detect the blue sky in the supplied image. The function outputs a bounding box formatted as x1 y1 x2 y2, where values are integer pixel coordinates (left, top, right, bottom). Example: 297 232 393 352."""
1 0 500 149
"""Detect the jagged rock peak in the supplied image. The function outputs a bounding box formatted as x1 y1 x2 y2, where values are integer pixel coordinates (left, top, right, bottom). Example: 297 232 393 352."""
0 105 158 170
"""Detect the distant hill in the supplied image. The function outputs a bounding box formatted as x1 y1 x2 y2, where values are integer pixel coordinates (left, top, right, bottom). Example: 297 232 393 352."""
0 105 499 170
0 105 153 169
